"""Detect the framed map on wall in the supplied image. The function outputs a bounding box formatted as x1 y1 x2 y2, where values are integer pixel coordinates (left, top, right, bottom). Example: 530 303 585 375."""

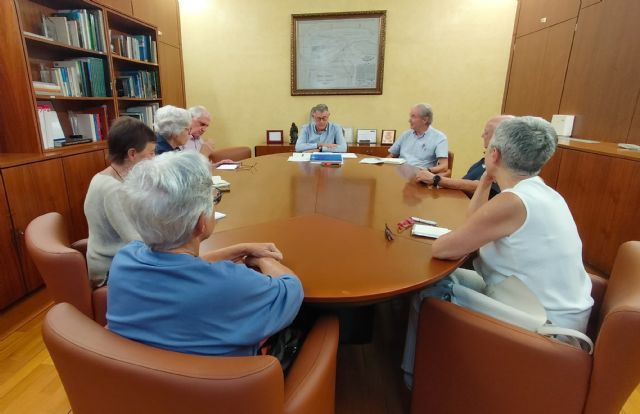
291 11 386 96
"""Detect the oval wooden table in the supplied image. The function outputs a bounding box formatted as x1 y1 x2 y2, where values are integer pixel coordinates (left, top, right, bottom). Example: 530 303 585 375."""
201 153 471 305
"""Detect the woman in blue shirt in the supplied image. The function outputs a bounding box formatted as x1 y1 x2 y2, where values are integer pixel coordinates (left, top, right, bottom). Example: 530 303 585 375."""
107 151 304 356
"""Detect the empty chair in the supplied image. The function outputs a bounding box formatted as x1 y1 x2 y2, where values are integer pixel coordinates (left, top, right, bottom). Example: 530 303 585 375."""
24 212 107 325
411 241 640 414
43 303 339 414
211 146 251 163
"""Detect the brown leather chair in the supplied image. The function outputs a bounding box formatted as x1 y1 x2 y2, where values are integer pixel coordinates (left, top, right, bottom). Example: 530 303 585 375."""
441 151 454 178
24 212 107 326
43 302 339 414
411 240 640 414
211 146 252 163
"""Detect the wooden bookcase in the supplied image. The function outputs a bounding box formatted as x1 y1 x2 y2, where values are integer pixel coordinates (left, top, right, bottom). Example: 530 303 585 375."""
0 0 182 309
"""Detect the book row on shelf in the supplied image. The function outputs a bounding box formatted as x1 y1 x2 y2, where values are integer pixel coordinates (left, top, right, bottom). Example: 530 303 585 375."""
33 57 108 97
116 70 160 99
35 102 158 150
34 8 107 53
111 32 157 63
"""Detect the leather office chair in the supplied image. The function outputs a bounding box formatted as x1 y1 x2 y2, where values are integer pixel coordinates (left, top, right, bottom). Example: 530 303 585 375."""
211 146 251 163
411 240 640 414
441 151 454 178
24 212 107 325
43 302 339 414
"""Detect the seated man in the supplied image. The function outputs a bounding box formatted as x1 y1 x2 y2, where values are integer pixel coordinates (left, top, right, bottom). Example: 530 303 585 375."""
295 104 347 153
402 117 593 387
183 105 234 167
388 103 448 171
107 151 304 356
415 115 513 198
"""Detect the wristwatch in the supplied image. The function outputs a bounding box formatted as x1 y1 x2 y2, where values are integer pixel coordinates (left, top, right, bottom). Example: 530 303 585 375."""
432 174 441 187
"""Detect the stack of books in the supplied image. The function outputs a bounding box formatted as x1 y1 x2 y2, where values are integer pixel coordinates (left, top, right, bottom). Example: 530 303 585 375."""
212 176 231 192
116 70 160 99
41 9 106 52
120 103 159 128
110 32 157 63
36 101 65 149
69 105 109 141
310 153 343 165
36 58 108 97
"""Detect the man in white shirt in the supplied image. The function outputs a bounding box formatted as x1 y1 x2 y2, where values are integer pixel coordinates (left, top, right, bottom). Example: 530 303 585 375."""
183 105 233 166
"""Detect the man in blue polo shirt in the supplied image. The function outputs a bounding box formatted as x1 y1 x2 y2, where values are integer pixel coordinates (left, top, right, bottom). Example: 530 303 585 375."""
388 103 449 171
415 115 513 198
295 104 347 153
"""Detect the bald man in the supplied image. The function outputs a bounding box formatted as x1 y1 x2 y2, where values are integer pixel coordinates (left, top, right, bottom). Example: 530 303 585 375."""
415 115 513 198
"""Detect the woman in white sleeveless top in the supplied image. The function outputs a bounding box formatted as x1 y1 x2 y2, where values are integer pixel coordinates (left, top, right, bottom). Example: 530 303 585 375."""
402 116 593 387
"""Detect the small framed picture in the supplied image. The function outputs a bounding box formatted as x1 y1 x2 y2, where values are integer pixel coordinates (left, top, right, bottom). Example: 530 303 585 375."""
266 130 284 144
381 129 396 145
356 129 377 144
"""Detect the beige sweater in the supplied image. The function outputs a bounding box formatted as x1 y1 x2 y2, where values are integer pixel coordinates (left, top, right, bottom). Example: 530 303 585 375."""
84 174 139 286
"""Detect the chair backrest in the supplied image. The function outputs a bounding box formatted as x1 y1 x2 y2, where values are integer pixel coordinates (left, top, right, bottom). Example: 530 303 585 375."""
441 151 454 177
43 303 285 414
24 212 94 319
211 146 251 163
584 241 640 414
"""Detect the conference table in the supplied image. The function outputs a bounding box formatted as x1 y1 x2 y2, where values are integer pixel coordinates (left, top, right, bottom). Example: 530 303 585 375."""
200 153 471 305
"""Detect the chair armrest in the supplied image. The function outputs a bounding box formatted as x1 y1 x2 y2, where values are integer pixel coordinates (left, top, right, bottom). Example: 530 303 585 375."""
284 315 339 414
71 239 88 256
92 286 108 326
411 299 592 414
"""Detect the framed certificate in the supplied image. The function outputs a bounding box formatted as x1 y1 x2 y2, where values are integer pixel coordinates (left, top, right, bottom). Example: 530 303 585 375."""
381 129 396 145
266 130 284 144
356 129 377 144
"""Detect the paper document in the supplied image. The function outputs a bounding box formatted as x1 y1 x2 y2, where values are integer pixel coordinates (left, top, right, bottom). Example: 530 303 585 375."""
216 164 238 170
359 157 406 165
341 153 358 159
211 176 230 191
411 224 451 239
288 153 311 162
214 212 226 220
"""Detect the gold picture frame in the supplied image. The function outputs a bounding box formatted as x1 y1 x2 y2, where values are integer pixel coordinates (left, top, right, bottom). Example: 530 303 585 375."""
291 10 386 96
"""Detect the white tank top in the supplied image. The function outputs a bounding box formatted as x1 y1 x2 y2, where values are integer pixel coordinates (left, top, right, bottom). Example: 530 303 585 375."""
475 176 594 332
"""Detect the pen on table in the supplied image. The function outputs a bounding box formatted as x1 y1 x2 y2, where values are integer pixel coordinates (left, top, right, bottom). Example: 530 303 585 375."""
411 217 437 226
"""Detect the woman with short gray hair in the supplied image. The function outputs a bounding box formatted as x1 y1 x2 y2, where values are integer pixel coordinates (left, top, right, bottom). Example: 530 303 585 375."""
154 105 191 154
402 116 593 388
106 151 304 356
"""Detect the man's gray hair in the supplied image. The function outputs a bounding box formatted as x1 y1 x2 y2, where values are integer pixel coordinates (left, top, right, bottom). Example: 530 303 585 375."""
121 151 214 250
488 116 558 176
311 104 329 114
188 105 210 119
154 105 191 139
413 103 433 124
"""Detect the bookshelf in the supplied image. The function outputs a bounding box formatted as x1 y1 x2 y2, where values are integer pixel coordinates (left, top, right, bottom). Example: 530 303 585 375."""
0 0 182 309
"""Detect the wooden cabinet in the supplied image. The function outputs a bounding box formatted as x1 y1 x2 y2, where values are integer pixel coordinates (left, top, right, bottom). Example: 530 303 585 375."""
2 159 71 292
516 0 580 37
62 151 107 242
504 19 575 121
157 41 185 107
131 0 181 48
94 0 133 15
0 178 26 309
559 0 640 143
628 100 640 145
556 149 640 275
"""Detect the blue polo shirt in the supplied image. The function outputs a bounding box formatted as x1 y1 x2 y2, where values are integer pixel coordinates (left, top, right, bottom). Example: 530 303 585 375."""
107 241 304 356
388 127 448 168
463 157 501 199
295 122 347 153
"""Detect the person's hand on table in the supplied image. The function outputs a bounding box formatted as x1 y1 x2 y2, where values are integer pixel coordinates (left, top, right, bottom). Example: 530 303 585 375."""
242 242 283 261
415 168 435 184
318 143 337 149
244 256 293 278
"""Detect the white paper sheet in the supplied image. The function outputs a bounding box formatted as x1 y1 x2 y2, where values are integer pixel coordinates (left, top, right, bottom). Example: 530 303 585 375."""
287 153 311 162
411 224 451 239
215 212 226 220
216 164 239 170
